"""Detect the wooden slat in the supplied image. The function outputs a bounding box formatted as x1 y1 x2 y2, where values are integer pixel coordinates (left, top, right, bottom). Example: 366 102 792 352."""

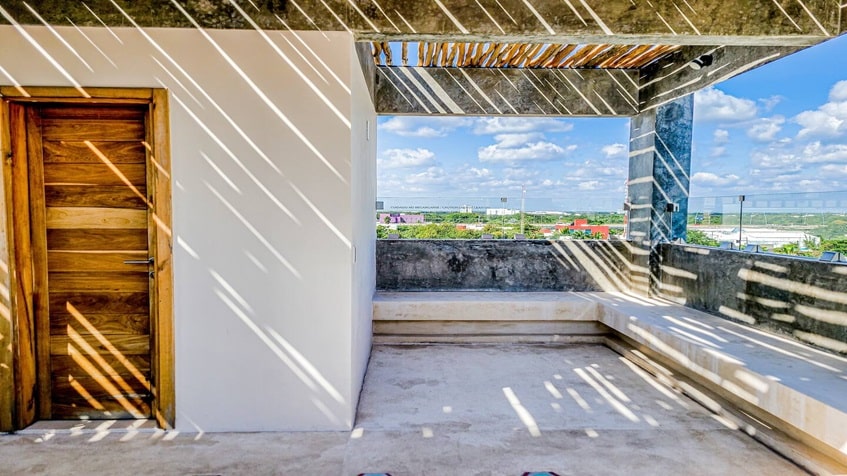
49 272 149 292
8 102 38 429
26 105 53 419
47 251 149 272
46 207 147 229
42 141 145 164
51 312 150 335
52 401 151 420
151 88 175 429
572 45 611 67
50 291 149 315
595 45 636 68
51 355 151 377
528 43 561 67
546 45 577 67
401 42 408 66
52 376 150 399
43 163 146 186
561 44 603 67
47 229 148 251
45 185 147 209
50 335 150 356
0 99 12 431
41 119 145 141
39 106 146 121
609 44 653 68
514 43 543 67
0 86 153 100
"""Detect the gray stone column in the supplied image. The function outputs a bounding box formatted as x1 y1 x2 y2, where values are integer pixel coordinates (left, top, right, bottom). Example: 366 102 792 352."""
626 95 693 294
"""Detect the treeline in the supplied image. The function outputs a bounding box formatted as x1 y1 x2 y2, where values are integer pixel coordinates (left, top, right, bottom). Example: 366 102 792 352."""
377 224 608 240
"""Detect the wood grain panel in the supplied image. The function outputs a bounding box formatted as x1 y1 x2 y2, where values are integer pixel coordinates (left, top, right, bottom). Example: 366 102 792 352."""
52 401 151 420
46 229 148 251
49 291 149 315
46 207 147 229
50 335 150 356
49 272 149 292
50 313 149 336
48 251 149 272
41 119 145 141
43 163 146 186
42 141 146 164
45 185 147 209
40 106 146 121
52 376 150 399
51 355 151 377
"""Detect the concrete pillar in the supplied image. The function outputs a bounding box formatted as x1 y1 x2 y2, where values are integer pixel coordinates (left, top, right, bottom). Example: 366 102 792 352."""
626 95 693 294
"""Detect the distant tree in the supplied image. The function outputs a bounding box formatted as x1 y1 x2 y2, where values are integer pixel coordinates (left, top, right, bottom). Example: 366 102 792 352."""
772 242 800 255
376 225 389 239
821 238 847 254
686 230 719 247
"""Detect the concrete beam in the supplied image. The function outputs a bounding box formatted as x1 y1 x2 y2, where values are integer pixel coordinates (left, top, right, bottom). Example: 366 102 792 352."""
638 45 805 111
375 66 638 116
0 1 842 46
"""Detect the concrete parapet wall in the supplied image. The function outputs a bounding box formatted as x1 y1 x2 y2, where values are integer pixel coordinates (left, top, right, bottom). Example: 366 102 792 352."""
376 239 633 292
657 244 847 354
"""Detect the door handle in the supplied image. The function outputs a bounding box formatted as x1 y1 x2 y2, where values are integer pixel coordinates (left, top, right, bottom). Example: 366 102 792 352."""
124 257 154 265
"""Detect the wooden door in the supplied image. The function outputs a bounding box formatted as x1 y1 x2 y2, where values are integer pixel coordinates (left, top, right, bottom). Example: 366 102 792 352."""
26 104 153 419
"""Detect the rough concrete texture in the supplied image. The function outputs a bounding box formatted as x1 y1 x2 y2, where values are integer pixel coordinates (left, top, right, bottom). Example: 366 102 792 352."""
375 67 638 116
376 239 632 292
0 344 806 475
373 291 847 467
0 1 840 43
638 45 803 110
658 244 847 353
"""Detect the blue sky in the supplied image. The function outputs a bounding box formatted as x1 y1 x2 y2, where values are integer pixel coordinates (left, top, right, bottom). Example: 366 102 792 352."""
377 35 847 204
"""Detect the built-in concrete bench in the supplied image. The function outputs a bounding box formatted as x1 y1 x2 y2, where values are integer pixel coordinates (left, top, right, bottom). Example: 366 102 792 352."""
373 291 847 473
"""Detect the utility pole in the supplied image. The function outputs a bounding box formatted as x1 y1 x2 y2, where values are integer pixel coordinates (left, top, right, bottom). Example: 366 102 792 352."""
738 195 745 247
520 185 526 235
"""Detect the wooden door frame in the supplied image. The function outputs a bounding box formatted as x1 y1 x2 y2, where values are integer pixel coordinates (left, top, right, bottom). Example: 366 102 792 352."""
0 87 174 431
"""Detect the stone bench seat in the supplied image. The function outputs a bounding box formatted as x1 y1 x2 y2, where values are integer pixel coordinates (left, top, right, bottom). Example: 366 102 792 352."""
373 291 847 472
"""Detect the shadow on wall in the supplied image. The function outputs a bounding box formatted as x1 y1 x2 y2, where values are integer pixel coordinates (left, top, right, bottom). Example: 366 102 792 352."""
657 244 847 355
376 239 634 292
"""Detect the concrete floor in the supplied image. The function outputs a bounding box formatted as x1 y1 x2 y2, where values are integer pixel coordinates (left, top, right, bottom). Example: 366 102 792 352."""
1 344 806 475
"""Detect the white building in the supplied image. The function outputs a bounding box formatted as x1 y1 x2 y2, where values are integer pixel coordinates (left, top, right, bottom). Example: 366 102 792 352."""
699 227 820 249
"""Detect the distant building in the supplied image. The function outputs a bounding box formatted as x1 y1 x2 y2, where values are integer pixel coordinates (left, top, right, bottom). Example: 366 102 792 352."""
378 213 425 224
486 208 518 216
697 227 820 249
568 219 610 239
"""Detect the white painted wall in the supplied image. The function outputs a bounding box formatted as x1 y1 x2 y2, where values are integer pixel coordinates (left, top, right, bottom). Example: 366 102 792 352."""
0 26 375 431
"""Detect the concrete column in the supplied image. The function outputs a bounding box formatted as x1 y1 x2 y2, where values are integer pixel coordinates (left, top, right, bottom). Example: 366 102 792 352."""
626 95 693 294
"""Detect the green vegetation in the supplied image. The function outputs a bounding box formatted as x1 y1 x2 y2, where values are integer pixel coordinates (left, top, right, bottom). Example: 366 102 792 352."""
686 230 719 247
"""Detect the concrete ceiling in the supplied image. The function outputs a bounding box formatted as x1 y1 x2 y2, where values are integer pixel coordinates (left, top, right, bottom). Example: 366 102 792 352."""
1 0 844 116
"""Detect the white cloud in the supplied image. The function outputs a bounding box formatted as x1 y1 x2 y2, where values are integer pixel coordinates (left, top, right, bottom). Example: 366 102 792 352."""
380 117 471 137
759 95 783 112
746 116 784 142
794 81 847 138
473 117 573 135
829 80 847 102
800 141 847 163
601 143 627 158
378 148 437 169
692 172 740 186
820 164 847 175
709 146 727 158
404 167 448 185
713 129 730 144
694 87 758 123
577 180 600 190
478 134 575 163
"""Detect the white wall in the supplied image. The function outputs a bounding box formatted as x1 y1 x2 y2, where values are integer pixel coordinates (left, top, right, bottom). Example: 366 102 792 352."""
0 26 375 431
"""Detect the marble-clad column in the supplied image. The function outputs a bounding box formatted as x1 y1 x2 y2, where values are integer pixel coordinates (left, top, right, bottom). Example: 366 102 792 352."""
626 95 693 294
